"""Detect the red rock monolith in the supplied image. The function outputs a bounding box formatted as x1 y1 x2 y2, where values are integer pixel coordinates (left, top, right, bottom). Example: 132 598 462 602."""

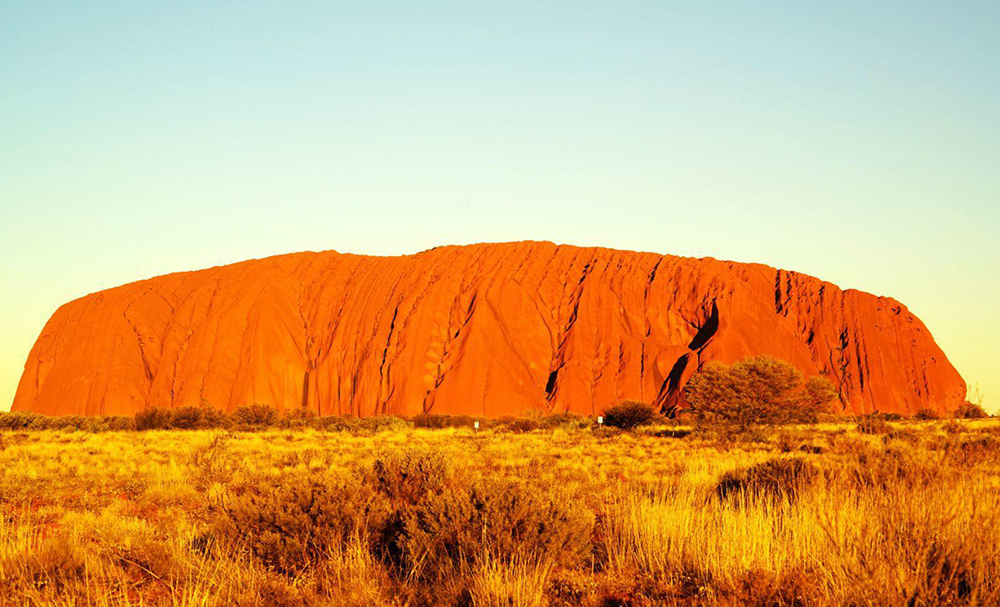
12 242 966 417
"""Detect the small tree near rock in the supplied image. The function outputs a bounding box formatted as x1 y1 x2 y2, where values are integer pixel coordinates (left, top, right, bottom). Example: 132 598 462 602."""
684 356 837 432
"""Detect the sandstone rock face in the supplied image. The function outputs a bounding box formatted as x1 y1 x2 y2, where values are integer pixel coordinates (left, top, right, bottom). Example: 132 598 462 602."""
12 242 966 417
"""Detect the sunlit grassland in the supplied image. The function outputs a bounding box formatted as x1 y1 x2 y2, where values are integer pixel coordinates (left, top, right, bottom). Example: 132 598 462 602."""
1 419 998 606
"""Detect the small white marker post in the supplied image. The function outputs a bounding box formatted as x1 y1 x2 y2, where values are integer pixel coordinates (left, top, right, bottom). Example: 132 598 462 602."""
597 416 604 426
474 420 480 432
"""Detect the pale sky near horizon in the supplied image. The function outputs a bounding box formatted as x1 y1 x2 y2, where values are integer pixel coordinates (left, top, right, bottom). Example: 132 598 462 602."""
1 1 998 412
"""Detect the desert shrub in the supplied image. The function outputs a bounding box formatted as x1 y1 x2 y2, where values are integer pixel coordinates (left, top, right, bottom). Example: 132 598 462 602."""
216 472 387 575
317 416 361 432
369 450 450 506
848 446 946 490
0 412 45 430
232 403 279 429
280 406 317 429
362 450 591 582
168 405 205 429
721 569 824 607
498 417 540 433
411 413 484 429
411 413 451 429
190 430 238 487
684 356 838 432
592 425 624 439
942 436 1000 467
285 405 317 420
356 416 411 433
914 408 941 420
366 450 452 569
398 479 594 580
941 420 964 435
42 415 83 430
134 407 173 431
201 407 232 428
774 430 825 454
537 412 588 430
882 428 921 446
602 401 658 430
548 569 601 606
315 415 411 433
716 458 818 502
953 401 989 419
857 415 892 435
104 416 136 431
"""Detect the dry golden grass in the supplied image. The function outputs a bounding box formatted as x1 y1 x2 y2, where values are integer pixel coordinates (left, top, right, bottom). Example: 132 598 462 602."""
0 418 998 606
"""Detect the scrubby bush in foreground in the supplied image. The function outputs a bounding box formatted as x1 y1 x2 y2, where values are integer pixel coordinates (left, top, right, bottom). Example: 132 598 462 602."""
216 472 388 574
213 449 593 604
684 355 838 432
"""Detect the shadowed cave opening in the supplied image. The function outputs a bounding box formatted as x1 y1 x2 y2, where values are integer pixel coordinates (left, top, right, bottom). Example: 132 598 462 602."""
687 302 719 350
545 370 559 398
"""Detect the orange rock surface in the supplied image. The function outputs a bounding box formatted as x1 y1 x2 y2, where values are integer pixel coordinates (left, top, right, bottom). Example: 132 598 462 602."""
12 242 966 417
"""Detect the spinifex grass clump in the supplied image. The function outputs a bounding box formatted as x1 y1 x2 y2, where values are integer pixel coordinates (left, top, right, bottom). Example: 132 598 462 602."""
715 458 818 502
858 414 892 435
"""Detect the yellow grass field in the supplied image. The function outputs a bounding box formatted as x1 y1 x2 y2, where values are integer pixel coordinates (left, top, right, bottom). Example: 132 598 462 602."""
1 418 998 606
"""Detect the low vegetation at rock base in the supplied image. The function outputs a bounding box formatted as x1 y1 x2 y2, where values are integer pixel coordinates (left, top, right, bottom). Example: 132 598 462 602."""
1 409 998 606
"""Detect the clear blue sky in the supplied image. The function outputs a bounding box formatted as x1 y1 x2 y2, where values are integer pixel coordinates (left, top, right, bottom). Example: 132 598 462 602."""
2 1 998 411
